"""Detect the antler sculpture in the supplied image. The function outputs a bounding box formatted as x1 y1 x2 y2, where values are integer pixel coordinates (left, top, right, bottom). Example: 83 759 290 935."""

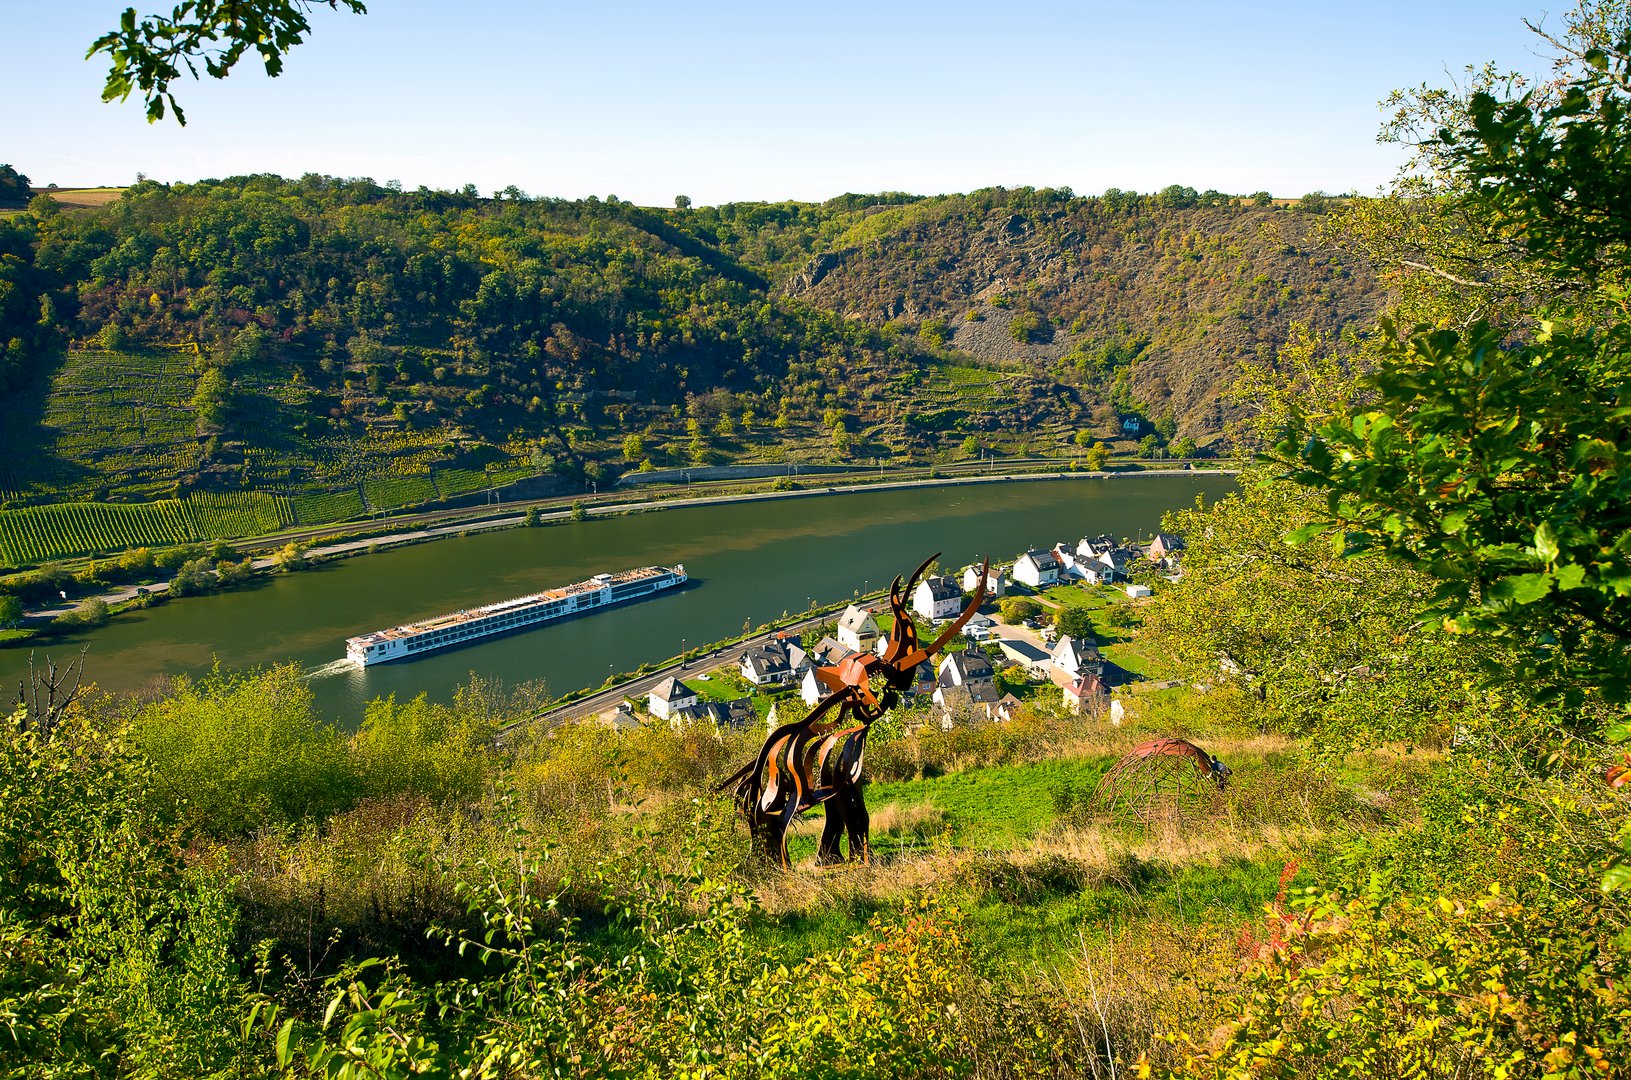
719 553 989 867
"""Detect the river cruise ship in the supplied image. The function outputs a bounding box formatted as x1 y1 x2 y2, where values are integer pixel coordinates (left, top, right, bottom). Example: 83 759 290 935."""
346 564 686 667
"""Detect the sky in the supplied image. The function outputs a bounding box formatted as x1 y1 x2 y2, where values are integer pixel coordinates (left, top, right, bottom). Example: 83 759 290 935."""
3 0 1558 206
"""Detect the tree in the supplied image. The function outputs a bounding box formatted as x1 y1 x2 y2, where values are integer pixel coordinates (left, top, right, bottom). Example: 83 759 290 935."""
1250 191 1273 207
1171 435 1199 458
1084 441 1110 471
168 557 214 597
190 366 229 432
0 165 30 208
90 0 369 124
673 195 691 210
0 594 24 627
1054 606 1094 640
1283 24 1631 711
998 597 1040 624
622 433 645 462
1138 434 1159 458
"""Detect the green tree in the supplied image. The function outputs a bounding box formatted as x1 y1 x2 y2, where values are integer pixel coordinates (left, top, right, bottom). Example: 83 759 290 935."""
1171 435 1199 458
1054 606 1094 640
90 0 369 124
998 597 1040 623
622 432 645 462
0 594 21 627
1084 440 1110 471
1072 430 1094 449
190 366 229 432
1138 434 1159 458
0 164 30 208
167 557 214 596
674 194 691 210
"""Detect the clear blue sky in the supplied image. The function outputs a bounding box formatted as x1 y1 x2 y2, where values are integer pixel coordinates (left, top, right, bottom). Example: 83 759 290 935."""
4 0 1554 205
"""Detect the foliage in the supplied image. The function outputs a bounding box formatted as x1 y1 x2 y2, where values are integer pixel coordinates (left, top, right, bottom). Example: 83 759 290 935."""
1142 468 1489 753
131 664 355 835
89 0 369 123
999 597 1040 623
354 693 496 805
1054 605 1095 640
1283 319 1631 709
0 708 258 1077
1172 882 1630 1078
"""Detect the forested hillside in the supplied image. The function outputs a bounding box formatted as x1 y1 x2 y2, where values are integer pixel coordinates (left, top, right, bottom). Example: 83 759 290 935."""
0 180 1385 517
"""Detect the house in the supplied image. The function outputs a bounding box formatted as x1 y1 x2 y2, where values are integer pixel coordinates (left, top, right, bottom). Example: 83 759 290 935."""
1076 534 1119 559
739 636 808 686
646 675 698 720
935 681 1003 727
913 575 964 622
601 700 642 732
1051 634 1103 679
1125 583 1152 599
1012 549 1062 588
996 639 1052 677
700 697 755 730
1148 531 1187 574
1120 416 1143 435
1052 542 1090 580
1062 673 1109 716
937 648 996 690
801 637 856 704
1095 547 1136 583
962 563 1007 599
836 604 880 653
993 693 1023 723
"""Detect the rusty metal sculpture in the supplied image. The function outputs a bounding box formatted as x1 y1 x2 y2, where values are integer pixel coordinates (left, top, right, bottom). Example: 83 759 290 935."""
719 554 988 867
1090 737 1230 824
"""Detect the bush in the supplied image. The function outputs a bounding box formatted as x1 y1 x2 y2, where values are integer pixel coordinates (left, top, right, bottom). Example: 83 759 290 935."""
54 597 109 628
131 665 356 835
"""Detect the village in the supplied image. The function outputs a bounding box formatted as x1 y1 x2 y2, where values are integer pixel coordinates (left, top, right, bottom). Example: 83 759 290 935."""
605 531 1186 733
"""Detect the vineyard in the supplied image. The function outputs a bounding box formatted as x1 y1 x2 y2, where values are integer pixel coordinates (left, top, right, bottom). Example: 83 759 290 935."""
0 492 294 568
0 501 195 567
290 488 367 528
185 492 294 539
362 474 438 511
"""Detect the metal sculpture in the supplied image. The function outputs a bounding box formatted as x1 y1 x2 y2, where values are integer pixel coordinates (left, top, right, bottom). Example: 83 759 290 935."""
719 554 988 867
1090 737 1230 824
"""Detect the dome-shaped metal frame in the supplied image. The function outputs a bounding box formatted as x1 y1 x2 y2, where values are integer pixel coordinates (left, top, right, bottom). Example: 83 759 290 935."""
1091 737 1226 823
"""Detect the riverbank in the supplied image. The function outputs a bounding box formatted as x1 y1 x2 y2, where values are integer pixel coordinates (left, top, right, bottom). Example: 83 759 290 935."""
17 464 1236 625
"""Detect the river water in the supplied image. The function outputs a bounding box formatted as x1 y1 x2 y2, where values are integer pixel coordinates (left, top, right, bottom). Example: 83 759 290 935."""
0 475 1233 722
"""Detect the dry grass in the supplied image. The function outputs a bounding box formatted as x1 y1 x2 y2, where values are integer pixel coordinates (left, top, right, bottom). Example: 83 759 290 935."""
36 187 126 209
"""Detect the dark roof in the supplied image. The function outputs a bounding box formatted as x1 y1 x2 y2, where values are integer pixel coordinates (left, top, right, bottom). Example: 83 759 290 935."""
650 676 693 702
921 575 962 601
1022 548 1061 568
942 649 995 682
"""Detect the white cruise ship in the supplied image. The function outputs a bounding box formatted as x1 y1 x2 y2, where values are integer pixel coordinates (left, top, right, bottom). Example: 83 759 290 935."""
346 564 686 666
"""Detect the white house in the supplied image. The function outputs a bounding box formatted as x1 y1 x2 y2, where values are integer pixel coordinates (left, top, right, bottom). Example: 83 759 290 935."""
1051 542 1089 580
1076 534 1118 559
1012 549 1062 588
1051 634 1103 679
913 575 964 622
836 604 880 653
936 648 996 691
647 676 697 720
1096 547 1136 583
961 612 996 641
961 563 1007 599
739 636 808 686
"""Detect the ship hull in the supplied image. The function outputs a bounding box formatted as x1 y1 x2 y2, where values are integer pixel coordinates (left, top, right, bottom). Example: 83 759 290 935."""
346 565 686 667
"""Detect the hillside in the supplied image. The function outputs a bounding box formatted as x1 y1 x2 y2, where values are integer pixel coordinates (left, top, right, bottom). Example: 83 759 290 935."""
780 192 1383 435
0 179 1388 561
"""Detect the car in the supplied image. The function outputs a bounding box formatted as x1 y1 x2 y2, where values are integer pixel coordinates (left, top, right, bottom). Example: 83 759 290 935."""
1022 618 1041 630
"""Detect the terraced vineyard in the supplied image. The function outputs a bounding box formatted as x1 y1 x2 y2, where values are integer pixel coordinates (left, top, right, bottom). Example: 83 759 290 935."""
0 347 202 501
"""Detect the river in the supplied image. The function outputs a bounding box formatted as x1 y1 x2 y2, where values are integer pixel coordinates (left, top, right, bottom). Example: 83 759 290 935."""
0 474 1233 722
